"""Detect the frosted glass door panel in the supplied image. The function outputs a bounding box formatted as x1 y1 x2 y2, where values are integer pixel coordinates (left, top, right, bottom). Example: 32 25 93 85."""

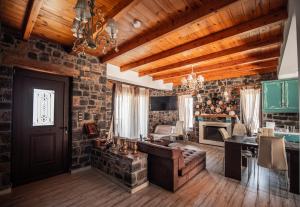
32 89 55 126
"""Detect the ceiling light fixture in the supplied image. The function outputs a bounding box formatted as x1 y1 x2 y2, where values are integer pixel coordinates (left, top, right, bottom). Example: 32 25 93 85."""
132 19 142 29
71 0 119 56
181 65 205 91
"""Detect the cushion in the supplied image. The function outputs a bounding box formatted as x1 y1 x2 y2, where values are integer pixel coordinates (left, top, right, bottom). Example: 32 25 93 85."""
179 148 206 176
219 128 230 140
150 133 170 140
154 125 174 134
232 123 247 136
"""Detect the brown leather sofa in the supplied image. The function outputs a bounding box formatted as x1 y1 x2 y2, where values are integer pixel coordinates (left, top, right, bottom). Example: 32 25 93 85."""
138 141 206 192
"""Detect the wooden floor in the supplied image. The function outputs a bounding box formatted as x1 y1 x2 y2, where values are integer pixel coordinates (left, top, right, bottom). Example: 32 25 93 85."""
0 143 299 207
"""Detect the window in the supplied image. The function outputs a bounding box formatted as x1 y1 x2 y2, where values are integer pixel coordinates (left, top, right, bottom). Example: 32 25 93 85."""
32 89 55 126
240 89 260 134
114 84 149 138
178 95 193 131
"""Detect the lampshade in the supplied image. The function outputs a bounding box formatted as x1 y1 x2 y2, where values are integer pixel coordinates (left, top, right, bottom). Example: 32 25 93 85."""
187 74 193 81
105 19 118 39
71 19 80 33
74 0 87 8
74 0 91 23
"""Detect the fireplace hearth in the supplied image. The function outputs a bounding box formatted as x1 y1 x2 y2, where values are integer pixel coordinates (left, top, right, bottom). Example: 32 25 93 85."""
199 122 232 146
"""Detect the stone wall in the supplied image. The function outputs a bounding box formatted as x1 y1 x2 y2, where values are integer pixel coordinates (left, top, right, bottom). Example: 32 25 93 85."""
91 147 148 189
0 29 108 190
0 67 12 190
262 113 299 129
148 73 292 142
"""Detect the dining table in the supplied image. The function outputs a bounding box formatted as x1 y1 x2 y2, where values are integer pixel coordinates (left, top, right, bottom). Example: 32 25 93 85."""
224 136 299 194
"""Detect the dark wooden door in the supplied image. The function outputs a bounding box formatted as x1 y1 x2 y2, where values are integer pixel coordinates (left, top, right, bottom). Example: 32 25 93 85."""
12 69 70 186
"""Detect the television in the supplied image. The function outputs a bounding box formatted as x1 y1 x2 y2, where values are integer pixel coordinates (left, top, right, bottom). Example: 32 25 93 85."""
150 96 177 111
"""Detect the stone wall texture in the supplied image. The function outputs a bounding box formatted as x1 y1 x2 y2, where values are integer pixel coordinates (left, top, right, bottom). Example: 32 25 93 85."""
0 28 108 190
0 66 13 190
262 113 299 129
91 148 148 188
148 73 299 142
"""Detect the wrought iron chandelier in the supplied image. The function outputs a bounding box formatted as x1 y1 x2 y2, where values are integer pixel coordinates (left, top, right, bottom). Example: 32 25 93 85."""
71 0 119 56
181 65 205 91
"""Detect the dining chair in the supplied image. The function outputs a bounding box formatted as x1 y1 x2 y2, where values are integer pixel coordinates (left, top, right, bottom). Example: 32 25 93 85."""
219 128 255 180
257 136 289 193
219 128 230 171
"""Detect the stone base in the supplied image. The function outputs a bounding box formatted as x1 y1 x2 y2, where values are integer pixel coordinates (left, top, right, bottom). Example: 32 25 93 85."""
91 147 148 191
93 168 148 194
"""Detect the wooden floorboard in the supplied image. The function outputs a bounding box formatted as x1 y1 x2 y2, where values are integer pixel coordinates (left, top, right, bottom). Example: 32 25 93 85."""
0 143 299 207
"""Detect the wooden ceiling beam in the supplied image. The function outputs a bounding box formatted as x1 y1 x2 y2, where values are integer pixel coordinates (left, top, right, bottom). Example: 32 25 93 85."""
1 54 80 77
23 0 44 40
120 8 287 71
202 68 276 81
162 60 278 82
100 0 237 62
165 66 276 83
92 0 136 39
139 35 282 76
171 67 276 86
152 51 279 80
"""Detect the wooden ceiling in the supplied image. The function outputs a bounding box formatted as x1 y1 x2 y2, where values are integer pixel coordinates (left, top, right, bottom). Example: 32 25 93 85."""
0 0 288 84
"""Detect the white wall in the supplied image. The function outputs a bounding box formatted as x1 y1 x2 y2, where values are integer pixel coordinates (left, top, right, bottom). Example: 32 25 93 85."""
106 63 173 90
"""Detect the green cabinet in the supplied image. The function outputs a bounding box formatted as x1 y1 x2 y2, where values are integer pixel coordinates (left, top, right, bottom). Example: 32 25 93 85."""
285 79 299 110
262 79 299 113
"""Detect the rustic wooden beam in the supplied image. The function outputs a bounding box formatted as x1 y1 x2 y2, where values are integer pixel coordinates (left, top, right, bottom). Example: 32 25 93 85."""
204 68 276 81
171 67 276 86
163 59 278 83
1 54 80 77
100 0 237 62
92 0 136 39
23 0 44 40
152 51 279 80
163 64 277 83
120 8 287 71
139 35 282 76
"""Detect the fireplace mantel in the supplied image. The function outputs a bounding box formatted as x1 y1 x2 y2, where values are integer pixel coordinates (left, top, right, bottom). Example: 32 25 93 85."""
198 114 237 118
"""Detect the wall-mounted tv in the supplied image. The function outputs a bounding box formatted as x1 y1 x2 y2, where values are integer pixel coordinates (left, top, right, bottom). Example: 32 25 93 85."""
150 96 177 111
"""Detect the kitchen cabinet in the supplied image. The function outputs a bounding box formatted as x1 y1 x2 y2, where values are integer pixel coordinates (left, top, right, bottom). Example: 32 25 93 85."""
262 79 299 113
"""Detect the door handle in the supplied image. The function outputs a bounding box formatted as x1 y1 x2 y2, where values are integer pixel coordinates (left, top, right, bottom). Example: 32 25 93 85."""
60 126 68 134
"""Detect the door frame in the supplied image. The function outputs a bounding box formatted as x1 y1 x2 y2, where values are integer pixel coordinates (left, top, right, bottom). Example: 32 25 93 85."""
11 67 72 186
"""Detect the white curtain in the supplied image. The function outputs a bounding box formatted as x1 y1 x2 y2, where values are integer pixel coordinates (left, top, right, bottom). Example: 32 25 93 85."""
138 88 149 137
240 88 261 134
178 95 193 131
114 84 149 138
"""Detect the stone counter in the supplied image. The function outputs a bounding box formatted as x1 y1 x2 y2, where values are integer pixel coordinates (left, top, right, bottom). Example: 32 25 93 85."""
91 147 148 193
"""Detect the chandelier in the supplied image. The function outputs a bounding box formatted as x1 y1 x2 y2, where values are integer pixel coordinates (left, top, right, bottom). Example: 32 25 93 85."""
181 65 205 91
71 0 118 56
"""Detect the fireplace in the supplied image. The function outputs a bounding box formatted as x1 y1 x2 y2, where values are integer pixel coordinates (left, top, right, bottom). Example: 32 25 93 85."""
199 122 231 146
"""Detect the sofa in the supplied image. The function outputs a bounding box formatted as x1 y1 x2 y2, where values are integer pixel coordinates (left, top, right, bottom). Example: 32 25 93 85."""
137 141 206 192
150 125 175 140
